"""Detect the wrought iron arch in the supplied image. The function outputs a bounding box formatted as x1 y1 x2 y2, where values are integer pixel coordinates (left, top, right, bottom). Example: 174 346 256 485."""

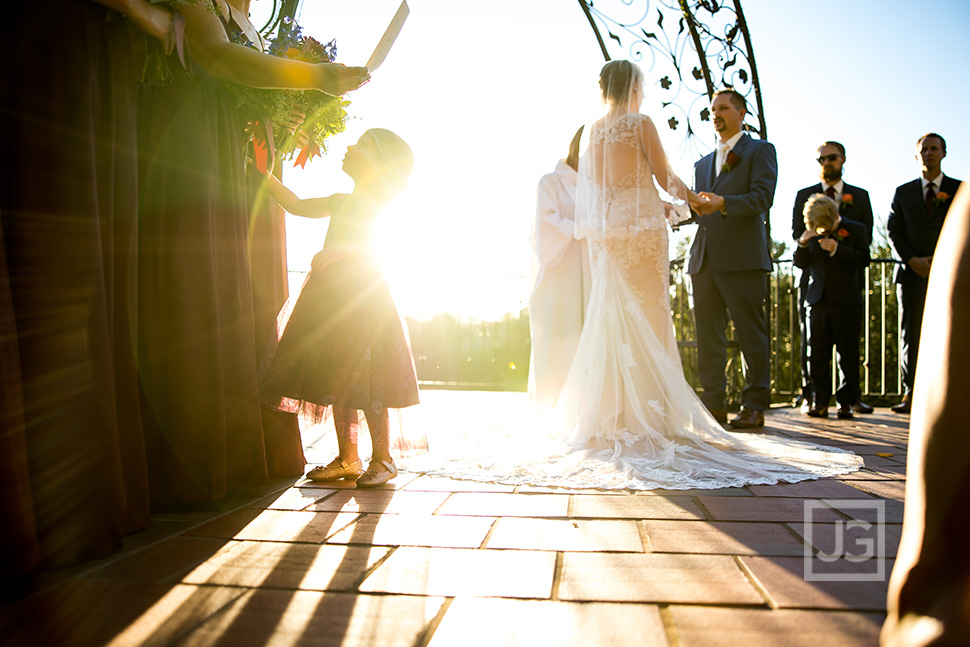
577 0 767 161
257 0 302 42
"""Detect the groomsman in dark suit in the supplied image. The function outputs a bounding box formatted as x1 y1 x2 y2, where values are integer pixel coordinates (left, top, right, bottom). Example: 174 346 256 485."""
688 89 776 429
887 133 962 413
794 195 870 418
792 142 874 416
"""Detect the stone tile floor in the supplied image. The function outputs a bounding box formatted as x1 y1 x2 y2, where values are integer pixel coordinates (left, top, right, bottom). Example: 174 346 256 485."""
0 392 909 646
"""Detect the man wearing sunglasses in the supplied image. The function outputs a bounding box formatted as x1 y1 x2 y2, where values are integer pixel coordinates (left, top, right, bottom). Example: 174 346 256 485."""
792 142 874 418
887 133 962 414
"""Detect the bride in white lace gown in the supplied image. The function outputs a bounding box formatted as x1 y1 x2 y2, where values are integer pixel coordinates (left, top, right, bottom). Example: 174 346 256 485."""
404 61 862 490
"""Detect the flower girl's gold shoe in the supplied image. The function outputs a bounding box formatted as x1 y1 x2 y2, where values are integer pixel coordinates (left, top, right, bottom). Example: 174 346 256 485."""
306 458 363 481
356 459 398 488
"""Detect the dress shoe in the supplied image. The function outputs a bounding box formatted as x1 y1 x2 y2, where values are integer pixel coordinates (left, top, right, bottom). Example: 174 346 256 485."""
706 407 728 424
891 395 912 414
837 404 854 419
805 406 829 418
851 399 874 414
729 408 764 429
306 457 363 481
356 459 398 488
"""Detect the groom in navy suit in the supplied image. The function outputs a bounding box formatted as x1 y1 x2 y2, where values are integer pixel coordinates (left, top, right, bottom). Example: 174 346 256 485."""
887 133 962 413
688 89 776 429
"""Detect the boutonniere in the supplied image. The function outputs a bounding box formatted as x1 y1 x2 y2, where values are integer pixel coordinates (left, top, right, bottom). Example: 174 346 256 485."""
934 191 951 206
840 193 854 208
721 151 741 174
832 228 850 242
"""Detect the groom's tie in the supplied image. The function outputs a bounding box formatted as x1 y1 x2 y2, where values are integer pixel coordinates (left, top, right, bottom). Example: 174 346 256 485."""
716 142 729 176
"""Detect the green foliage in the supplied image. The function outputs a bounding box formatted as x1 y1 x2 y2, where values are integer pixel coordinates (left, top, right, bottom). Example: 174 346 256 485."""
406 235 903 403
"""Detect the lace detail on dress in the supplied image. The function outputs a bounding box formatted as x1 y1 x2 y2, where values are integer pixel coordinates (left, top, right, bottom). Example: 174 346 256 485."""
588 113 643 146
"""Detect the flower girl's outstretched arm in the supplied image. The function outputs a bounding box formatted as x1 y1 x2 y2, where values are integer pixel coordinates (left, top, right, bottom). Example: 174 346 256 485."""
265 175 334 219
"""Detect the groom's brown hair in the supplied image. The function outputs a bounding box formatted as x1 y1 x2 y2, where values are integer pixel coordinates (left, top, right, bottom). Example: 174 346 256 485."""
713 89 747 114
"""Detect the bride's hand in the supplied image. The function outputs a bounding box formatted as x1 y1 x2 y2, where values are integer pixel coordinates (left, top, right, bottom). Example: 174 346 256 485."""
687 190 707 210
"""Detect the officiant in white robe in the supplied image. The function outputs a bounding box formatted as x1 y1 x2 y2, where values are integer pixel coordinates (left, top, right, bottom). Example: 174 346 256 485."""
528 128 591 413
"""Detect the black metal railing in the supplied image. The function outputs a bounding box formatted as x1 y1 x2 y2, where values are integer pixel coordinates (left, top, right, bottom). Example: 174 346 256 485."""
291 257 905 404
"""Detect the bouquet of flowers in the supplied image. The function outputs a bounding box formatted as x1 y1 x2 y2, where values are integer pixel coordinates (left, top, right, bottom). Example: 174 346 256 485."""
227 17 350 171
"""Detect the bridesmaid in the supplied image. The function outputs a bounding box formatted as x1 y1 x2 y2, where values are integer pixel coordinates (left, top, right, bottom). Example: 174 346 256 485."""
1 0 176 589
137 0 368 503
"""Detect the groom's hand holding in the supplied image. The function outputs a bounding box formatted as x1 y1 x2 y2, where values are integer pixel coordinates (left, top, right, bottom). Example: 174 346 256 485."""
695 191 726 216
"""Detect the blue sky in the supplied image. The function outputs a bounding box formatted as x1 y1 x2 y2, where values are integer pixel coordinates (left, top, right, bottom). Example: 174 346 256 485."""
251 0 969 318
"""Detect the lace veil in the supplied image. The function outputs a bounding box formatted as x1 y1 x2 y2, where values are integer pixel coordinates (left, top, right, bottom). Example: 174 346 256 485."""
574 60 691 242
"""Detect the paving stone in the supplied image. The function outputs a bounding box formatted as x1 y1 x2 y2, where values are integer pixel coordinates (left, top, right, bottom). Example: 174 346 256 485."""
359 547 556 598
185 508 360 543
295 471 422 491
648 487 753 496
789 522 902 559
248 487 337 510
309 489 450 515
172 590 444 647
295 478 360 490
435 492 569 517
698 497 847 522
89 536 227 584
181 540 389 591
643 520 805 556
427 598 669 647
514 484 621 494
843 479 906 502
864 464 906 479
401 475 516 493
835 469 899 482
741 556 892 610
229 477 301 497
327 514 495 549
861 455 907 469
748 480 871 498
572 495 705 519
827 499 905 523
486 518 643 552
670 606 884 647
559 553 764 604
150 496 257 523
826 444 906 457
0 581 247 647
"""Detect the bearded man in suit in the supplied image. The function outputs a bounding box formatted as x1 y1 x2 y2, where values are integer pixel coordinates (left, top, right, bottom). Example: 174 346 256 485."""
887 133 962 414
688 89 776 429
792 142 875 417
794 194 870 419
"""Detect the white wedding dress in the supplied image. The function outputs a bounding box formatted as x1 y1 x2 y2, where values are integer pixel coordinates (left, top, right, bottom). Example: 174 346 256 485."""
403 113 862 490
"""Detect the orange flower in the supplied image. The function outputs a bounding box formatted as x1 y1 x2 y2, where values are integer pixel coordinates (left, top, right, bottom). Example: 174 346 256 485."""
934 191 951 205
840 193 854 205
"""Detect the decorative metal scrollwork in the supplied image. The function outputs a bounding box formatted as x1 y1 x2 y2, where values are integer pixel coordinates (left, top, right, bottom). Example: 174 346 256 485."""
578 0 766 160
258 0 301 42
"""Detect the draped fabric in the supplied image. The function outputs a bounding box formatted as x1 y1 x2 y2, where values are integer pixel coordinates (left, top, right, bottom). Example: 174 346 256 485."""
136 12 270 504
0 0 150 586
246 162 306 478
528 160 590 413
